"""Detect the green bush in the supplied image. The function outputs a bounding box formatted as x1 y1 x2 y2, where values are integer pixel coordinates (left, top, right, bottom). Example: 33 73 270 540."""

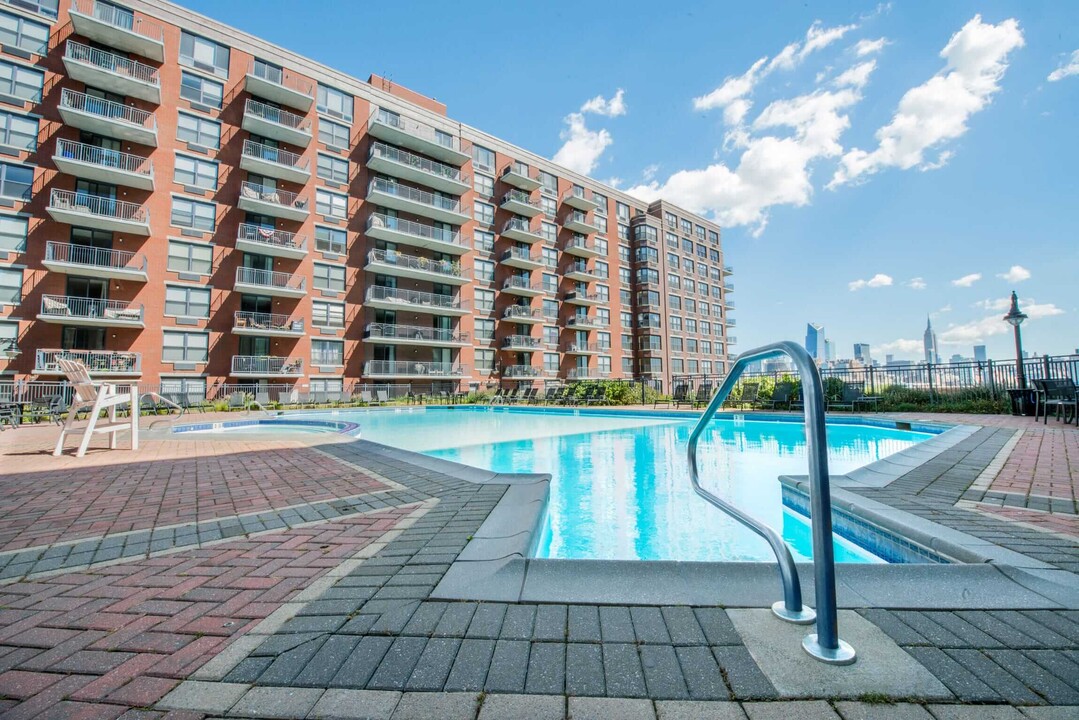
560 380 661 406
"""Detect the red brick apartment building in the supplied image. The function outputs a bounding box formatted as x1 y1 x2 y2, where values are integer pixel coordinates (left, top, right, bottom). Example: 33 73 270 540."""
0 0 734 397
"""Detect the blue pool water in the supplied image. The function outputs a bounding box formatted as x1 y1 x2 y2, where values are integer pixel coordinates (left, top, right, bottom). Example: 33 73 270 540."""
266 407 934 563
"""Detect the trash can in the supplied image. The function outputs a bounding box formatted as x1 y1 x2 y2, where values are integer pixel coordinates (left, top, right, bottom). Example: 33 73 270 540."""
1008 389 1038 416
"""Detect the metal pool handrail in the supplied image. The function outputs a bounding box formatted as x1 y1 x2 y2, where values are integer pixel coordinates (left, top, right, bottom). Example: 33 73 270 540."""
686 340 855 665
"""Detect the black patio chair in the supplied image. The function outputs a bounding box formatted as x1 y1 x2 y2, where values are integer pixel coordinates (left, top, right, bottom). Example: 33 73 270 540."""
656 384 688 409
761 383 794 411
1034 378 1078 425
28 394 68 425
692 384 714 409
737 382 760 409
827 383 864 412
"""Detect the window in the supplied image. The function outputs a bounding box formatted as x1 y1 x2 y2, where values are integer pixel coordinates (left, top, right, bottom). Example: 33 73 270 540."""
0 266 20 303
317 84 352 121
317 154 349 185
0 12 48 55
543 326 559 347
473 173 493 197
0 214 26 252
542 273 557 294
684 258 694 274
0 111 36 151
171 196 215 231
684 278 696 295
596 285 609 302
681 218 693 235
312 225 345 255
686 338 698 353
312 300 344 327
474 259 494 283
316 188 347 219
179 32 229 78
598 332 611 350
164 285 210 318
310 377 343 394
314 262 345 292
475 349 493 372
541 196 556 217
542 299 558 318
702 361 712 375
709 230 719 245
541 247 557 268
168 240 212 274
312 339 344 365
616 202 629 221
593 192 607 214
667 272 680 289
595 237 608 255
598 356 611 374
474 201 494 225
595 261 609 279
668 294 681 310
622 357 633 374
686 318 698 334
598 308 611 325
670 337 683 353
701 341 712 355
471 144 494 171
474 230 494 254
709 249 720 262
475 289 494 312
538 170 557 196
177 111 220 149
0 61 42 102
595 215 608 235
179 71 222 108
670 315 682 331
540 222 556 244
474 318 494 340
8 0 57 19
162 331 208 363
544 353 559 372
318 119 349 149
173 154 217 190
617 223 629 241
0 162 29 200
619 288 631 305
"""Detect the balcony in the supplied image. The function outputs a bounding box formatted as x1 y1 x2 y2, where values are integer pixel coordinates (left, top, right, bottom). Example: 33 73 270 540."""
363 323 469 348
37 295 144 328
52 139 154 190
242 98 312 147
563 210 596 234
722 264 734 276
237 182 310 221
367 142 469 195
367 108 468 165
500 162 541 191
503 365 545 379
563 236 601 259
500 190 541 218
47 189 150 235
364 286 469 317
233 311 304 337
567 367 610 380
35 348 141 376
231 355 304 378
502 335 541 352
363 361 469 379
724 300 736 310
566 315 608 330
727 336 738 345
563 342 601 355
501 218 543 244
366 213 468 256
366 178 469 225
43 241 147 281
69 0 164 61
239 140 310 184
365 249 467 285
563 290 603 307
235 223 307 260
726 318 737 327
234 267 306 298
501 276 544 298
62 41 160 103
564 262 599 282
500 247 542 271
244 60 313 111
724 282 735 292
502 305 544 324
562 187 600 212
58 88 157 146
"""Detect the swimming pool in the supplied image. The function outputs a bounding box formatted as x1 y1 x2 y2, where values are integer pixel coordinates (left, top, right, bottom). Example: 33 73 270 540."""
187 407 936 564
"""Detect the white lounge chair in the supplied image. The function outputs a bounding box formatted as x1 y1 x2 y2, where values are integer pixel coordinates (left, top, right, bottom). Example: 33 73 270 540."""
53 358 139 458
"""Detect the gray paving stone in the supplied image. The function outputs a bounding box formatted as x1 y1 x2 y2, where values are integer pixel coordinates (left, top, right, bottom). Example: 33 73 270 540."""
603 643 648 698
282 614 348 633
988 611 1072 647
401 602 448 636
661 607 706 645
631 607 673 644
893 612 967 647
478 692 564 720
230 686 323 719
293 636 364 688
834 701 934 720
599 606 635 643
368 637 429 691
434 603 477 637
569 696 656 720
925 706 1026 720
693 608 740 645
533 604 568 641
711 646 777 700
985 649 1079 705
1018 709 1079 719
943 648 1041 705
259 636 329 685
332 636 395 689
443 638 495 691
743 700 840 719
525 642 565 695
904 647 998 702
483 639 530 694
656 700 748 720
640 644 689 699
223 656 273 684
566 642 605 697
1024 649 1079 693
568 605 602 643
405 637 460 692
674 645 728 700
466 603 507 639
390 691 479 720
157 680 250 714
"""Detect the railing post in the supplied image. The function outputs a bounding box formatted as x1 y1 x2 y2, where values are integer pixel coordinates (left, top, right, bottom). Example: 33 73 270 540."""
927 363 935 404
987 359 997 399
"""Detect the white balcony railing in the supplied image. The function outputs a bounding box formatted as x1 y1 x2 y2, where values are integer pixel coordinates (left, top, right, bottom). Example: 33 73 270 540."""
502 335 542 349
39 295 143 322
372 108 459 152
45 241 146 273
65 40 159 86
364 361 467 377
365 285 466 311
35 348 141 373
503 218 537 235
366 213 465 248
60 88 156 131
234 266 306 292
501 190 540 209
503 305 543 321
244 98 311 132
70 0 164 42
369 178 465 214
241 140 308 171
501 247 537 264
231 355 304 375
49 189 149 223
367 249 465 279
365 323 468 344
503 276 542 293
54 139 152 177
236 223 306 252
239 181 308 211
234 311 302 333
368 142 466 185
567 368 610 380
248 59 314 98
503 365 544 378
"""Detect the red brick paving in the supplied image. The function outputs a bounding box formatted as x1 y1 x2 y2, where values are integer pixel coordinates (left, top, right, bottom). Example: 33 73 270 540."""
990 427 1078 503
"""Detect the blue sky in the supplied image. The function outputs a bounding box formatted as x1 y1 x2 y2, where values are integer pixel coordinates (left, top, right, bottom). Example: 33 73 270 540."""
179 0 1078 361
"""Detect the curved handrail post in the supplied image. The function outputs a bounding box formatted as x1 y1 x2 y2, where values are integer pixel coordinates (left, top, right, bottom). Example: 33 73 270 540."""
686 340 856 665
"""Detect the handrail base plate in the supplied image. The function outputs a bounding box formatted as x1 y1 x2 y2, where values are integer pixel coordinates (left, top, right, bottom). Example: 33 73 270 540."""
803 634 857 665
772 601 816 625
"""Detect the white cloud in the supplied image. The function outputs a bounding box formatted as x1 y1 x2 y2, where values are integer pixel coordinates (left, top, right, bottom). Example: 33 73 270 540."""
878 338 924 354
997 265 1031 283
552 113 612 175
834 60 877 89
951 273 982 287
848 273 893 291
1048 50 1079 82
855 37 888 56
829 15 1024 188
939 299 1064 344
603 177 622 188
580 89 627 117
642 164 659 181
693 57 767 114
905 277 927 290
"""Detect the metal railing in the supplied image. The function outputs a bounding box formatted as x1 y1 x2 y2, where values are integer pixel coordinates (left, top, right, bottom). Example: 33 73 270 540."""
39 295 143 322
501 247 538 264
563 342 600 353
367 213 465 248
503 365 544 378
237 223 306 252
364 361 466 377
71 0 164 42
567 315 608 328
503 276 542 292
562 187 594 204
241 139 309 171
371 108 459 152
248 59 313 97
503 305 542 321
566 368 610 379
365 285 466 310
244 98 311 132
49 189 149 224
687 341 854 665
35 348 141 373
502 335 542 349
565 237 596 253
365 323 467 344
368 142 466 185
54 139 152 177
564 290 601 303
502 218 538 235
367 249 464 279
45 240 146 273
233 311 302 333
502 190 540 209
503 161 534 180
65 40 159 86
234 266 306 292
239 181 307 210
567 262 596 276
231 355 303 375
368 177 464 214
60 88 155 130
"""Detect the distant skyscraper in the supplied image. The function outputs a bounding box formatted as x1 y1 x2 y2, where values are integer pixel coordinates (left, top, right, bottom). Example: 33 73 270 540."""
924 316 940 364
824 339 836 362
805 323 825 361
886 354 895 365
974 345 987 363
853 343 871 364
